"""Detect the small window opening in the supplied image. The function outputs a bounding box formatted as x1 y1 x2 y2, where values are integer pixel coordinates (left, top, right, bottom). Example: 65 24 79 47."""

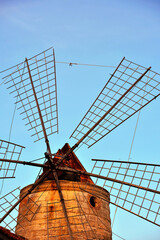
90 196 96 207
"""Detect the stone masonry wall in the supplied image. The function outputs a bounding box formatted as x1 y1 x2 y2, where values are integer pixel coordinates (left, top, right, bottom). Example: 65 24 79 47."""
16 180 112 240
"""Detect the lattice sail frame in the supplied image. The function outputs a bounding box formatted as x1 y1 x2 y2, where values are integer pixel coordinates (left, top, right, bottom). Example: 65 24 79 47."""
2 47 58 142
70 58 160 148
0 139 24 179
0 187 41 233
91 159 160 226
0 187 21 232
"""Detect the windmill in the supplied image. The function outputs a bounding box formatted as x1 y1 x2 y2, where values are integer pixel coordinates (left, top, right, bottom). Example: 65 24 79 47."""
0 47 159 240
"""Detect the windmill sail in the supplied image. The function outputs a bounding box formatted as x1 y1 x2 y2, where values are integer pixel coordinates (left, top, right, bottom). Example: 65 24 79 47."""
1 49 74 239
91 159 160 226
70 58 160 148
0 139 25 180
2 47 58 142
0 187 41 233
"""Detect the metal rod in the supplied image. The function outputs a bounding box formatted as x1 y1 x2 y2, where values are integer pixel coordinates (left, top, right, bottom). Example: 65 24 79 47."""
91 159 160 167
0 169 51 223
53 48 59 133
26 58 73 239
45 153 73 240
0 139 25 148
0 158 49 168
55 66 151 167
0 177 15 179
57 167 160 194
25 58 51 153
53 169 73 239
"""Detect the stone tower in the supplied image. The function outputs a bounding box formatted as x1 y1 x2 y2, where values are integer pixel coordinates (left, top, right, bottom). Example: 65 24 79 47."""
15 144 112 240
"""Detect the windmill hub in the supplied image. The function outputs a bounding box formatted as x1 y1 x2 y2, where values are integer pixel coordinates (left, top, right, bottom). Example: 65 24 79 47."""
42 143 93 182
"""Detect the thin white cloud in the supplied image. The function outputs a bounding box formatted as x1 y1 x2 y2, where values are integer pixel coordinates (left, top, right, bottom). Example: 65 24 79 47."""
0 4 36 33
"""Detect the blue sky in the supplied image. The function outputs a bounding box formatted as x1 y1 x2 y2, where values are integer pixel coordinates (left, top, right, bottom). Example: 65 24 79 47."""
0 0 160 239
